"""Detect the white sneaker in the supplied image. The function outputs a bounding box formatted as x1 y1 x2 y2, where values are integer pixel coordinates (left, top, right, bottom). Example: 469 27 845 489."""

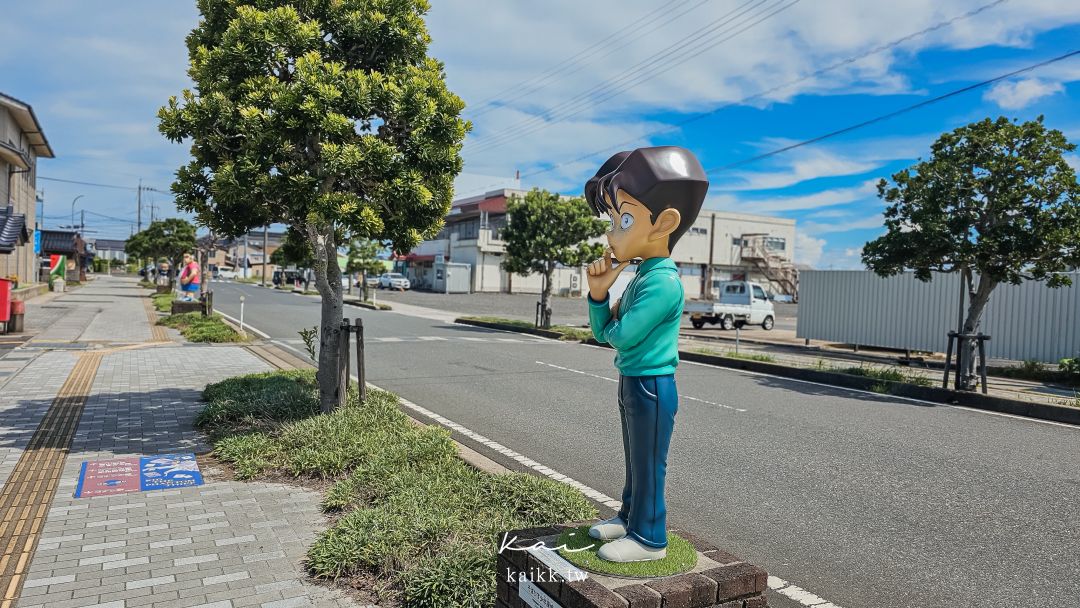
597 537 667 562
588 516 628 540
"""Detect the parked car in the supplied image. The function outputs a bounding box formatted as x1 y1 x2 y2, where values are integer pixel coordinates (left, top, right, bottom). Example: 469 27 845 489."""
215 267 239 280
355 275 380 288
771 293 795 303
685 280 775 330
378 272 410 290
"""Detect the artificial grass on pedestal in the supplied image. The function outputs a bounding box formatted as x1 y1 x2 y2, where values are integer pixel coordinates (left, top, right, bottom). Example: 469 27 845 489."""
556 525 696 578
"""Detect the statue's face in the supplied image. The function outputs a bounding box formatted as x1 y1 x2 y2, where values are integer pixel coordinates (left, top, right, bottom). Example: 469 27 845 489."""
600 189 651 263
600 189 680 262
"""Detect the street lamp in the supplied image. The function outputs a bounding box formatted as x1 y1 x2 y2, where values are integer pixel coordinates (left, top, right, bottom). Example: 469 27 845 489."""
70 195 85 230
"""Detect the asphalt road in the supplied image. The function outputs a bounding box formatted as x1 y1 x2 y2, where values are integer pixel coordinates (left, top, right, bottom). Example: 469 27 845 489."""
353 287 799 333
210 281 1080 608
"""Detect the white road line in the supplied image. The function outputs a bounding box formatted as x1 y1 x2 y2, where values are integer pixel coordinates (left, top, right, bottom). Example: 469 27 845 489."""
265 332 845 608
216 311 271 339
535 360 746 413
769 575 845 608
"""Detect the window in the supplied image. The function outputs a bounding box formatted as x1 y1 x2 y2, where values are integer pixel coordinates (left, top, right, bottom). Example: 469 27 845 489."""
732 237 747 246
688 226 707 236
724 283 745 295
764 237 786 252
678 265 701 276
752 285 768 301
452 219 479 239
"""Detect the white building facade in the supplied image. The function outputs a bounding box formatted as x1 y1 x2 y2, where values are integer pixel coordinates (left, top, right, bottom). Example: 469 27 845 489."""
400 188 798 298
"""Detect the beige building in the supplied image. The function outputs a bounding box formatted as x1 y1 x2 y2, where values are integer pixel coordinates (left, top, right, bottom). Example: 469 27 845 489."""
0 93 53 288
402 188 798 298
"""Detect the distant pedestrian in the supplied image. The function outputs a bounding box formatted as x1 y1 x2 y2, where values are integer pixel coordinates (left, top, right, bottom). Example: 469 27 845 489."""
178 253 201 301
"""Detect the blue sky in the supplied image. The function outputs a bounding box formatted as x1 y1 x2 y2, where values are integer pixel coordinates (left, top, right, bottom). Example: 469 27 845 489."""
3 0 1078 266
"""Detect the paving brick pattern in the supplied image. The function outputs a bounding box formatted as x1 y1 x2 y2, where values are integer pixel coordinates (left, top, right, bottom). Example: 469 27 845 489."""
0 353 102 607
2 277 370 608
0 352 78 488
15 345 365 607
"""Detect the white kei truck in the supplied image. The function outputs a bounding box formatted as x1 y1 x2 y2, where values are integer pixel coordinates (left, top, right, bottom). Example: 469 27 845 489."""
685 280 776 330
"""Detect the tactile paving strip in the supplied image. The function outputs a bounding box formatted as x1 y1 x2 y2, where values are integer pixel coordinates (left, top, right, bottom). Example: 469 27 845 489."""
142 296 170 342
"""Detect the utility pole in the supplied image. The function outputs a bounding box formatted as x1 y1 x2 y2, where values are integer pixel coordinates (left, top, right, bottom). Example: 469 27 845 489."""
243 234 249 279
136 179 142 232
706 213 716 300
81 210 85 232
261 226 268 286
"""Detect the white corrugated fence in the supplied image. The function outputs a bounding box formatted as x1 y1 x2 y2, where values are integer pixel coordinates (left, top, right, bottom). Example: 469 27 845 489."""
796 270 1080 363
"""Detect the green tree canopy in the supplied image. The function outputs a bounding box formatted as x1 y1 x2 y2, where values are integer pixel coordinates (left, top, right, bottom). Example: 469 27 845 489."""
501 189 608 327
270 226 316 269
158 0 469 410
125 219 198 272
345 238 384 276
862 116 1080 384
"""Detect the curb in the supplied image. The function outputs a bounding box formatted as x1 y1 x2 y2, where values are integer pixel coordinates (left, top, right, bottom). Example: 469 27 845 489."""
454 317 568 340
675 346 1080 426
343 298 390 311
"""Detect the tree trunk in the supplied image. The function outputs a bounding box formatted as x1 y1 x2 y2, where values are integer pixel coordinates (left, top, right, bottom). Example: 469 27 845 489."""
960 270 996 390
307 223 345 413
540 265 554 329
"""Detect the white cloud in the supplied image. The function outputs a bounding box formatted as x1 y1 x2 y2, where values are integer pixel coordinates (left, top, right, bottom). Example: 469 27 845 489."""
984 77 1065 110
717 180 878 214
1064 153 1079 172
801 215 886 236
428 0 1080 184
718 149 880 191
795 233 826 267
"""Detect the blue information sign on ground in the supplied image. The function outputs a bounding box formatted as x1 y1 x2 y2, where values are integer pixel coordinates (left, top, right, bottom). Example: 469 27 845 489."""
75 453 204 498
139 453 204 491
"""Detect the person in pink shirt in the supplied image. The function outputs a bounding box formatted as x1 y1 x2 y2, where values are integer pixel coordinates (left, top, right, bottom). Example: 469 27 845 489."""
178 252 201 301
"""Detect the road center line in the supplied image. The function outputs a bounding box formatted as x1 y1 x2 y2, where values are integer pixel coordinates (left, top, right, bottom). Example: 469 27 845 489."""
535 360 746 413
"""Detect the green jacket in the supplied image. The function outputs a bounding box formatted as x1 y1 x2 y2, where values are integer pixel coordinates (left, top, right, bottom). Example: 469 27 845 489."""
588 257 684 376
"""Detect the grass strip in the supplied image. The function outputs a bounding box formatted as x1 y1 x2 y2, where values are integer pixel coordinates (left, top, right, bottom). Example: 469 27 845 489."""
555 525 696 577
151 292 173 312
200 370 596 607
460 316 593 341
159 312 245 343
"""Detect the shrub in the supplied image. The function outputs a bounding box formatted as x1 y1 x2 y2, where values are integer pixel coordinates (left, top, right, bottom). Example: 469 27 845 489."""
159 312 243 343
200 371 597 606
1059 357 1079 376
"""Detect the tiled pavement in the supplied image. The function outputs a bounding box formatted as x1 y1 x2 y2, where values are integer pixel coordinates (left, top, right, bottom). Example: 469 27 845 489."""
1 277 370 608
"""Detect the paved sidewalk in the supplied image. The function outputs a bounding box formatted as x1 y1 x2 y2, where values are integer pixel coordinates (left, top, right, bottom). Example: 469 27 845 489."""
0 277 369 608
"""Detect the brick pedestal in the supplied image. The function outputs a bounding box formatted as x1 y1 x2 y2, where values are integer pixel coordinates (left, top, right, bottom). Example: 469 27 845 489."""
497 523 768 608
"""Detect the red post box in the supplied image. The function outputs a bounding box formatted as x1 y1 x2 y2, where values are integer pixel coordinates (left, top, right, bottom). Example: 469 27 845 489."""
0 279 11 324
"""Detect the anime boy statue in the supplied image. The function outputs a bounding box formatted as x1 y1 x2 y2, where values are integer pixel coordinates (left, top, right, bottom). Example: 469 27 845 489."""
583 146 708 562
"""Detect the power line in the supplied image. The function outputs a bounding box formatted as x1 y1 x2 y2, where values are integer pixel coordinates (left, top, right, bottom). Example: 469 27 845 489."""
38 176 138 190
512 0 1009 183
704 48 1080 174
38 175 172 196
468 0 711 118
468 0 782 152
468 0 797 153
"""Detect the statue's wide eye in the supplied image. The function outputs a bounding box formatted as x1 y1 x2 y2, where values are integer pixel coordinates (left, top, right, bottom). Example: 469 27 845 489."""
620 213 634 230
